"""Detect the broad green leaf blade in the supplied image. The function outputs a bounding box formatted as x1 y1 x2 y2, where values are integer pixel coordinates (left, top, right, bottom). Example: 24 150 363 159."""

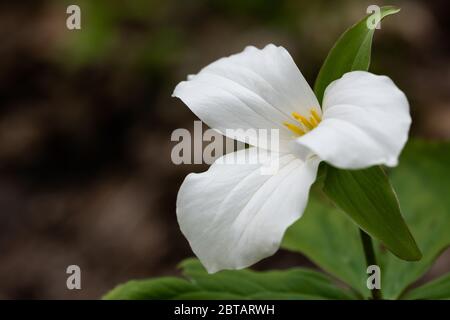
312 5 421 261
104 258 357 300
174 292 246 299
103 277 200 300
379 140 450 299
282 193 369 297
323 166 421 261
282 140 450 299
402 273 450 300
247 292 327 300
179 258 356 300
313 6 400 103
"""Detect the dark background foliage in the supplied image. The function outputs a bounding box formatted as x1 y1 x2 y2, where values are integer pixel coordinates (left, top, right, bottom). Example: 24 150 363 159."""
0 0 448 299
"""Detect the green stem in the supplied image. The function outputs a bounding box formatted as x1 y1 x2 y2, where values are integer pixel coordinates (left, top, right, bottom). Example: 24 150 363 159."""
359 229 382 300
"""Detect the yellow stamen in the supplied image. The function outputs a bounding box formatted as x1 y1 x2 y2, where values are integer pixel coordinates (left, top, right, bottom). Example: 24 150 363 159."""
311 109 321 122
284 108 321 137
292 112 314 130
309 116 318 126
283 122 305 136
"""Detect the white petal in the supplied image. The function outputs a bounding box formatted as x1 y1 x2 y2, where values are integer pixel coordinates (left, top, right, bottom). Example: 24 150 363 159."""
290 71 411 169
176 148 319 273
173 44 320 152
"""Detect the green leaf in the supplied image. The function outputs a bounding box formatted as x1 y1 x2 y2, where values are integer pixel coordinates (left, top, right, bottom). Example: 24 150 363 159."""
323 166 421 261
180 258 355 300
312 5 421 261
103 258 357 300
282 191 369 297
379 140 450 299
282 140 450 299
103 277 201 300
402 273 450 300
313 6 400 103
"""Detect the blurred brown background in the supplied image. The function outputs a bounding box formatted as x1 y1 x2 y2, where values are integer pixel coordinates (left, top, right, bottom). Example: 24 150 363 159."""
0 0 449 299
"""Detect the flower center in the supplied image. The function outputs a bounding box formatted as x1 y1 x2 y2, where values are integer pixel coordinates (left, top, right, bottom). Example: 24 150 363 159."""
283 109 321 136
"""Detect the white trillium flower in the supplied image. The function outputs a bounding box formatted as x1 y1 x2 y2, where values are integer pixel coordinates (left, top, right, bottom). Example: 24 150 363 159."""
172 44 410 273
